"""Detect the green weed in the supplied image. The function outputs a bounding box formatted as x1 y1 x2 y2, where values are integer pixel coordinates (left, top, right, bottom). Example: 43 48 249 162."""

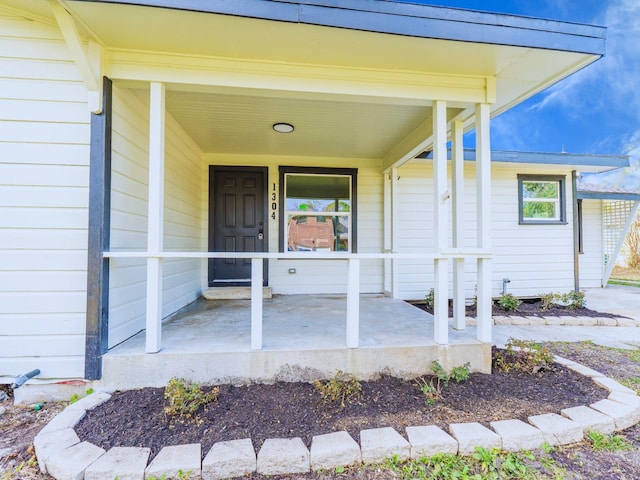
415 361 471 406
586 430 633 452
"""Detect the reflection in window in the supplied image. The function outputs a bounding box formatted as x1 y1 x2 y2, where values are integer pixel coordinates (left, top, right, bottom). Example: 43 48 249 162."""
285 174 351 252
518 175 566 224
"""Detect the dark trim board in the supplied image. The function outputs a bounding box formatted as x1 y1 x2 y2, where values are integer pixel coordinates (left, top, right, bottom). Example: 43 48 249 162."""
577 192 640 201
85 77 113 381
208 166 269 287
417 149 629 168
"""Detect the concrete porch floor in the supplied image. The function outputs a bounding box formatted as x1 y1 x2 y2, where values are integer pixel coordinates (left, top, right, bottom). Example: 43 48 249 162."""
100 295 489 390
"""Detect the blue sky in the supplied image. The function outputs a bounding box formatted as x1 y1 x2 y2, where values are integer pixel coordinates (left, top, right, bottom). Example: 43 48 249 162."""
396 1 640 161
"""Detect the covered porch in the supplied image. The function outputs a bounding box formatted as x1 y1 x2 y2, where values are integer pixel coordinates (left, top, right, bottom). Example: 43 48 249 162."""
48 0 608 383
99 294 486 391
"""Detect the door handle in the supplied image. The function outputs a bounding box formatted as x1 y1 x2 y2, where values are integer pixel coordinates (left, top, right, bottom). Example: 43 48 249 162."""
257 230 264 240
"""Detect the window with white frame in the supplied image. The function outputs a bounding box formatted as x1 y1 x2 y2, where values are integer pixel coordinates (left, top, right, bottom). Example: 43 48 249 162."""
518 174 566 224
280 167 357 252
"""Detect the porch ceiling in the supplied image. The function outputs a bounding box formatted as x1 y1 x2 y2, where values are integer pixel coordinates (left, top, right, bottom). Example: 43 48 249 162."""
161 89 452 157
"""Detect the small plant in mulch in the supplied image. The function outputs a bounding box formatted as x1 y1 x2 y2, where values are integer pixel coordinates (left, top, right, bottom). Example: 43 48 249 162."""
313 370 362 409
424 288 435 311
414 361 471 406
540 290 586 310
496 293 522 312
493 338 554 374
164 377 219 418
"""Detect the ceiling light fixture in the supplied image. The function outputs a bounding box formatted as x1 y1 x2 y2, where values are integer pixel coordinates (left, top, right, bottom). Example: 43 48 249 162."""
273 122 294 133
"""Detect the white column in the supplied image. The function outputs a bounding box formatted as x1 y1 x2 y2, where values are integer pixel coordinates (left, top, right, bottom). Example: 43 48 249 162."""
251 258 263 350
451 120 466 330
346 258 360 348
433 100 448 345
145 82 165 353
475 103 492 343
383 173 391 294
391 168 399 299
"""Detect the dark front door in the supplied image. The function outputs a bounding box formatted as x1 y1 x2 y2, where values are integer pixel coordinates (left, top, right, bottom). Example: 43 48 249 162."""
209 167 267 286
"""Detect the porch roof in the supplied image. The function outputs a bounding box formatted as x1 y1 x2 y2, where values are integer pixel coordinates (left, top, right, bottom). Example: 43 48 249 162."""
418 149 630 172
71 0 606 55
3 0 607 162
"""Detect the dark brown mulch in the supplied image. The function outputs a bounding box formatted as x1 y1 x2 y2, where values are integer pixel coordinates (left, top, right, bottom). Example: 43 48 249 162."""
411 298 623 318
75 350 608 460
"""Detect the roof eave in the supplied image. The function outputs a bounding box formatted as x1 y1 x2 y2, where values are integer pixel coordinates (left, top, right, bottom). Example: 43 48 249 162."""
416 149 629 168
577 192 640 201
77 0 606 56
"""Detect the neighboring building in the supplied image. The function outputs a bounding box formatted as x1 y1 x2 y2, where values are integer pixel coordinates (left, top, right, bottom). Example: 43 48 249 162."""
0 0 615 392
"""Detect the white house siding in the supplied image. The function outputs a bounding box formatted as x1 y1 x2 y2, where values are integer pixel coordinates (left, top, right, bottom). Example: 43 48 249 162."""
396 160 583 300
579 199 604 288
0 11 90 380
109 86 202 347
203 155 384 295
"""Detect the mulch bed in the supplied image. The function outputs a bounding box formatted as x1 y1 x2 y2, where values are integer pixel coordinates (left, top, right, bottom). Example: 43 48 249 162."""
75 348 608 460
411 298 623 318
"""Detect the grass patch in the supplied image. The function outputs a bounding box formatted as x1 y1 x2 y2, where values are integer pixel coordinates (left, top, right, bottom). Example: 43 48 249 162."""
608 279 640 288
618 377 640 394
374 447 566 479
586 431 633 452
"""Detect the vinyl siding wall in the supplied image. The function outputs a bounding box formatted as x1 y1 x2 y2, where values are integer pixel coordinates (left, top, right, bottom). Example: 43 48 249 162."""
109 86 203 348
396 160 591 300
203 155 384 294
0 11 90 381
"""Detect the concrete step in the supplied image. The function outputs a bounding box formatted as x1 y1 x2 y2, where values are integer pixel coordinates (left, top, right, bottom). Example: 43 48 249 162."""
203 286 272 300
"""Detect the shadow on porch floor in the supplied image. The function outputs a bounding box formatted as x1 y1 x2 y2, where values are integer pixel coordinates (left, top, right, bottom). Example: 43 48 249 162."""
108 294 479 355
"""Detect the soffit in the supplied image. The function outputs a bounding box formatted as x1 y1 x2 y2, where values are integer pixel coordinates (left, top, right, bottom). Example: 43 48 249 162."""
54 1 591 78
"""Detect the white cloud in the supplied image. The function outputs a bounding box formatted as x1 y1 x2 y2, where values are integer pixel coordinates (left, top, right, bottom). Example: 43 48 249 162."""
521 0 640 154
528 0 640 112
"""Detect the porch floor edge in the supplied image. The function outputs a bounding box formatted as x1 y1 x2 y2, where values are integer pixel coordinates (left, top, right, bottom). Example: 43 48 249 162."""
98 343 491 391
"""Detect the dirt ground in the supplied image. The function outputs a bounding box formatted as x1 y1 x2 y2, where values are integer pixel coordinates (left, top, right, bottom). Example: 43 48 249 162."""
1 342 639 480
412 298 624 318
74 355 607 459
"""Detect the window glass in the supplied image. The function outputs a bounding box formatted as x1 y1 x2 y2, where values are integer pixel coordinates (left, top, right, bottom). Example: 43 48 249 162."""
518 176 565 224
285 174 351 252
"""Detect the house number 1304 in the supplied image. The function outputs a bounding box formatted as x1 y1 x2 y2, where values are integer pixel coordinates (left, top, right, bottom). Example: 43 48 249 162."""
271 183 277 219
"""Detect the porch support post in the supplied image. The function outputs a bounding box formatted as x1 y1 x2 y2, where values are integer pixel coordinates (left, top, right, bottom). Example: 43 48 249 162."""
346 258 360 348
433 100 448 345
391 168 399 299
451 120 466 330
383 172 391 294
475 103 492 343
145 82 165 354
251 258 263 350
